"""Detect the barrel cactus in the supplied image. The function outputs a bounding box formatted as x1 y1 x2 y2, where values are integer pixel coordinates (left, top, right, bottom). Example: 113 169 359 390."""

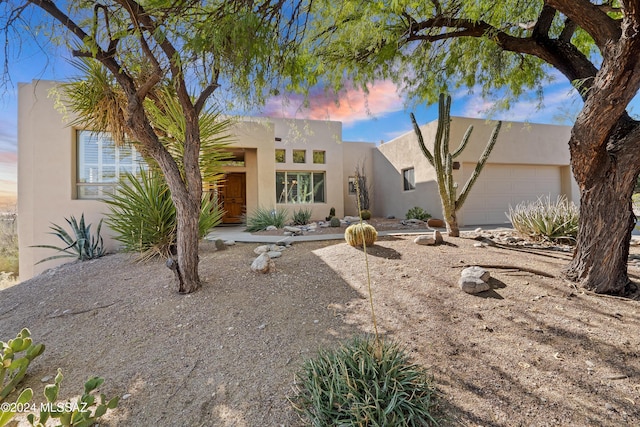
330 216 341 227
345 223 378 247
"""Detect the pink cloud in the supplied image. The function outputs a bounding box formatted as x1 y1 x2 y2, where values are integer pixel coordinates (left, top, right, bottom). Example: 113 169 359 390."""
264 81 404 125
0 152 17 164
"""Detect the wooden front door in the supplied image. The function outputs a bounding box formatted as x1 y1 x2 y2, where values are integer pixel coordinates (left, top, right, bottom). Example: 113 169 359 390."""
221 173 246 224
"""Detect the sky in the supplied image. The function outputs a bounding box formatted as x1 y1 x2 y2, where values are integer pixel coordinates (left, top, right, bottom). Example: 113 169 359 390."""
0 30 584 207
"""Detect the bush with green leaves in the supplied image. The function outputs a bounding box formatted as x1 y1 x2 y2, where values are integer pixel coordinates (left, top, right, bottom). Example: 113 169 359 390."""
292 208 312 226
507 195 579 243
406 206 432 222
0 213 18 278
32 214 105 265
1 328 45 402
26 369 118 427
291 336 438 426
105 170 222 260
245 207 289 232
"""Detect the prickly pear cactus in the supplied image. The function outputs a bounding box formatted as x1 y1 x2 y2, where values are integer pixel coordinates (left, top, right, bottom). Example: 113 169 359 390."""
1 328 45 401
345 223 378 247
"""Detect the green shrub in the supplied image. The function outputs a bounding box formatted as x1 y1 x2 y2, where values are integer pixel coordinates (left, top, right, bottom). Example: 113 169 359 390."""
32 214 105 265
1 328 45 402
330 216 341 227
292 208 312 226
0 214 18 278
359 209 372 220
26 369 118 427
105 170 222 260
406 206 432 221
291 336 438 426
245 207 289 232
507 195 579 242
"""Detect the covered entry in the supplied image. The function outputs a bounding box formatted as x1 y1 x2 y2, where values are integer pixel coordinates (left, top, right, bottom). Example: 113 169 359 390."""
219 173 246 224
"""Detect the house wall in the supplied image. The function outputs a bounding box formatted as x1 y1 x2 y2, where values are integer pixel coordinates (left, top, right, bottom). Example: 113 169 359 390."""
271 118 347 220
342 141 377 216
374 117 576 224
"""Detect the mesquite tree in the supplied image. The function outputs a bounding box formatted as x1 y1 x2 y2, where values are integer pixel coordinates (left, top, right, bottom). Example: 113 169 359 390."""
2 0 304 293
412 93 501 237
307 1 640 295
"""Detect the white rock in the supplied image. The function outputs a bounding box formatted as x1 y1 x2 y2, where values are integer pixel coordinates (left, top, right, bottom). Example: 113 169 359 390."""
254 245 270 254
251 253 273 273
461 266 491 282
474 227 483 233
224 240 236 246
473 242 486 248
267 251 282 259
343 216 360 222
414 235 436 245
284 226 302 233
122 393 132 400
266 225 277 231
41 376 52 383
459 277 491 294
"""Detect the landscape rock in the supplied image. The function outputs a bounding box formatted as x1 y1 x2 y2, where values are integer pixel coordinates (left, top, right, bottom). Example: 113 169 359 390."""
283 226 303 235
265 225 277 231
343 216 361 223
414 235 436 246
254 245 271 255
402 219 426 226
267 251 282 259
459 266 491 294
224 240 236 246
251 253 273 273
427 218 446 228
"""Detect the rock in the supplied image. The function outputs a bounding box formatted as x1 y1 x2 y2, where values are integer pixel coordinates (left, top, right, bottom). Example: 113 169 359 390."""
386 215 396 219
427 218 445 228
402 219 426 226
214 239 227 250
41 376 53 383
473 242 486 248
266 225 277 231
461 266 491 282
433 230 444 245
267 251 282 259
283 226 303 235
276 238 291 246
459 266 491 294
251 253 274 273
224 240 236 246
414 235 436 246
254 245 270 255
474 227 483 233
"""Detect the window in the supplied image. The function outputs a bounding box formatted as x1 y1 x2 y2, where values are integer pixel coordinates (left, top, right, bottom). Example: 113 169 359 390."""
276 171 325 203
313 150 326 164
403 168 415 191
292 149 306 163
275 149 285 163
348 176 357 195
77 130 146 199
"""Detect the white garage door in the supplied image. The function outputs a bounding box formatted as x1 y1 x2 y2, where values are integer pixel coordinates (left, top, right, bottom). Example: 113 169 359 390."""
460 163 562 225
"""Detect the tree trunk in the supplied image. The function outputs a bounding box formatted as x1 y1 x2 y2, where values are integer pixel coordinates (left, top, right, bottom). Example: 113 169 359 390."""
564 132 640 295
173 194 202 293
445 209 460 237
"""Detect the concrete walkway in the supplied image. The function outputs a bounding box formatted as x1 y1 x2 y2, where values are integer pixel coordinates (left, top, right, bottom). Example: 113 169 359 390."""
204 223 514 244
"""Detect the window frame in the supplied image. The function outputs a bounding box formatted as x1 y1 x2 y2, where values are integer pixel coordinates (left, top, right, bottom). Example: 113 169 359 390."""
292 149 306 164
312 150 326 164
402 167 416 191
275 149 286 163
276 171 326 204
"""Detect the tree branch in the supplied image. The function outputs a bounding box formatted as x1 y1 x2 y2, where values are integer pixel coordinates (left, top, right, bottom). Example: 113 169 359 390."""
546 0 621 49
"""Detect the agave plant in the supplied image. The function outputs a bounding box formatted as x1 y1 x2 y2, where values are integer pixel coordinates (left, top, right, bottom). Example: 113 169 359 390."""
32 214 105 264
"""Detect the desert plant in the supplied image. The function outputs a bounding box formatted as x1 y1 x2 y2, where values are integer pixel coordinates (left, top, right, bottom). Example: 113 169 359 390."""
0 212 18 278
412 93 501 237
345 223 377 247
291 336 438 426
31 214 105 265
245 207 289 232
353 162 371 211
105 170 222 260
1 328 45 402
27 369 119 427
507 195 579 243
406 206 432 221
359 209 372 220
292 208 312 226
329 216 341 227
325 207 336 221
0 388 33 427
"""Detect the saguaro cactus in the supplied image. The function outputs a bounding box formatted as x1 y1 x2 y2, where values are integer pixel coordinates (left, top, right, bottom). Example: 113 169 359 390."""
411 93 502 237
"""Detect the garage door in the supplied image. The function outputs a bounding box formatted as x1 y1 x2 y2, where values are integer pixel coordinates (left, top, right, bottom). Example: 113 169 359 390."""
460 163 562 225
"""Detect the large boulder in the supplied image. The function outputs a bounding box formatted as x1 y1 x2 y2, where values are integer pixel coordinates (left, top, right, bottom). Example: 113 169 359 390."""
459 266 491 294
251 253 274 273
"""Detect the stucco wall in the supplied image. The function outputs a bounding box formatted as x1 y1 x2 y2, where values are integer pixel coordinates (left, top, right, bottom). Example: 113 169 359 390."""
342 141 376 216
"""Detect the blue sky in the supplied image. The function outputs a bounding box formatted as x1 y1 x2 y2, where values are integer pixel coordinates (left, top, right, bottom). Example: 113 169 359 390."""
0 45 582 204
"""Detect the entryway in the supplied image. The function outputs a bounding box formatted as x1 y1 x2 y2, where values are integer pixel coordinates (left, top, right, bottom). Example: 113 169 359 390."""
220 173 246 224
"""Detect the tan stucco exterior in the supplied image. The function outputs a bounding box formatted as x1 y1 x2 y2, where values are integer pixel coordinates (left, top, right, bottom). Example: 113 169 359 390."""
18 81 576 280
374 117 576 223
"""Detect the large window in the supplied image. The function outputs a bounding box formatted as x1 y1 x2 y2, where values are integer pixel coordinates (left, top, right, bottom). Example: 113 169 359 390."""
276 171 325 203
403 168 415 191
77 130 146 199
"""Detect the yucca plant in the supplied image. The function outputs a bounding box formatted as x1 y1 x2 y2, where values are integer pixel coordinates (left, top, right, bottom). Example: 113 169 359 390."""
105 170 222 260
507 195 579 243
291 336 438 426
292 207 312 226
245 207 289 232
32 214 105 264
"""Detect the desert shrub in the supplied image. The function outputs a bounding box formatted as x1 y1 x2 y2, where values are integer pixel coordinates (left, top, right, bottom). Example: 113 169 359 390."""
291 336 438 426
0 213 18 278
105 170 221 260
406 206 432 221
359 209 372 220
292 208 312 226
507 195 579 242
326 207 336 221
345 223 377 247
245 207 289 232
32 214 105 265
330 216 341 227
1 328 45 402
